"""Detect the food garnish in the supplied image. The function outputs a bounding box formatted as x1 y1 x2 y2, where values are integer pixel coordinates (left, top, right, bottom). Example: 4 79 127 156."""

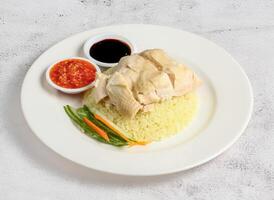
83 117 110 142
94 113 149 146
64 105 146 147
94 114 130 142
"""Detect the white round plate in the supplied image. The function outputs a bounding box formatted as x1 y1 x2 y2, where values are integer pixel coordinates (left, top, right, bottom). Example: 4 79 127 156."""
21 24 253 176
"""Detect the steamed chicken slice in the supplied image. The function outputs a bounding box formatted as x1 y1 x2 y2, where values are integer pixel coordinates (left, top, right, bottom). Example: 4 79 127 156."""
118 54 146 72
114 54 161 105
106 72 142 118
149 72 174 99
117 67 139 90
134 63 161 105
90 73 109 103
109 54 147 74
166 66 201 96
141 49 201 96
140 49 177 71
90 49 201 118
109 54 156 89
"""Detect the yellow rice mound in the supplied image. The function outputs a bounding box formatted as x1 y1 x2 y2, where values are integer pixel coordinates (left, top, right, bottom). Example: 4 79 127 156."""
83 91 198 142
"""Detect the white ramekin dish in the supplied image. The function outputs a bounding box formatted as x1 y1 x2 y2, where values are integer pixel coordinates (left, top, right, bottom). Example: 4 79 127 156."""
46 57 101 94
83 34 135 68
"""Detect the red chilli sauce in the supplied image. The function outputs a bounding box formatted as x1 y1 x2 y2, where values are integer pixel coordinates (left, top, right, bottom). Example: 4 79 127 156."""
50 59 96 89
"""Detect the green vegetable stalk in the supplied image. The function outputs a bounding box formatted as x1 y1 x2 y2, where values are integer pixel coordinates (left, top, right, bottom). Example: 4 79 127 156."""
64 105 128 147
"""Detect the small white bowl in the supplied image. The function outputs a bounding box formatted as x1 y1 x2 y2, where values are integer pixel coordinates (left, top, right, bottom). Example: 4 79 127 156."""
46 57 101 94
83 33 136 68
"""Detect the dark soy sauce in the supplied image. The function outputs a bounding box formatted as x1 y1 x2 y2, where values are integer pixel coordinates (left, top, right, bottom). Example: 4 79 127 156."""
89 39 131 63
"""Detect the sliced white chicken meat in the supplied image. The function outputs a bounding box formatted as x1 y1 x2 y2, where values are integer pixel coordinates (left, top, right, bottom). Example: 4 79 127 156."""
106 72 142 118
141 49 201 96
134 63 160 104
118 67 139 90
89 49 201 118
140 49 177 71
90 73 109 103
165 65 201 96
149 72 174 99
142 104 155 112
118 54 148 72
110 54 157 89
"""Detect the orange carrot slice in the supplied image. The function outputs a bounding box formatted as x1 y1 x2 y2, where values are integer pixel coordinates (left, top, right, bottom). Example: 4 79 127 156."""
83 117 110 142
94 114 130 142
94 114 149 146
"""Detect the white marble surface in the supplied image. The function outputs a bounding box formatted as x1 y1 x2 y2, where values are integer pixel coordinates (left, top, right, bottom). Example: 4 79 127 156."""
0 0 274 199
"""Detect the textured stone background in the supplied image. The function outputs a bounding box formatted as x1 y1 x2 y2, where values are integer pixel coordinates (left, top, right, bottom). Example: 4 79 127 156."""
0 0 274 199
